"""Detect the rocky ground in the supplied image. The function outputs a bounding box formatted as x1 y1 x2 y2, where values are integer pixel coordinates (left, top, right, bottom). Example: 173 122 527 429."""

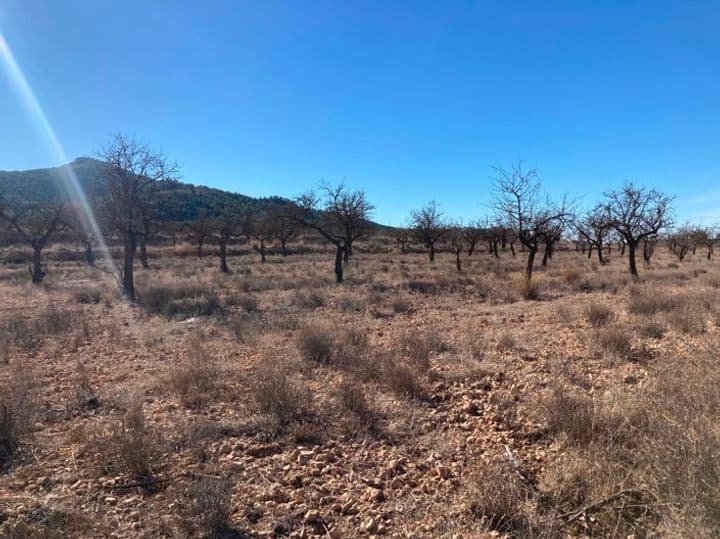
1 243 718 538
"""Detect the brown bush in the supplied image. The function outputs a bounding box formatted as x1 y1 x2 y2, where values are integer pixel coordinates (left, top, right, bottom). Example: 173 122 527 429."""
296 324 336 363
186 477 236 539
250 360 306 428
382 359 428 400
467 458 536 536
592 326 632 359
336 379 376 429
111 400 158 482
585 304 614 327
0 368 38 470
167 334 221 407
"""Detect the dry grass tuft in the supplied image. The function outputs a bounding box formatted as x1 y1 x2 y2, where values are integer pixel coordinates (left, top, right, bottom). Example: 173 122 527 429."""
0 368 38 470
250 359 306 429
585 303 614 327
167 334 222 407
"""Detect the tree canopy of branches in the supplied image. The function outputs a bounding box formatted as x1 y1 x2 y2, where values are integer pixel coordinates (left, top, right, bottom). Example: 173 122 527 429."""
293 183 374 283
409 201 448 262
267 204 298 256
98 133 178 300
187 209 216 258
574 204 612 263
604 182 672 277
491 162 570 282
1 199 65 283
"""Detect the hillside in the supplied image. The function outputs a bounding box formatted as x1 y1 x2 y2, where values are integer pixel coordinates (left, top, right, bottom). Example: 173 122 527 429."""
0 158 291 222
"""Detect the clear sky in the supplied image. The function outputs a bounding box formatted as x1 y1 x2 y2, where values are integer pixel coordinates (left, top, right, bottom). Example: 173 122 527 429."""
1 1 718 225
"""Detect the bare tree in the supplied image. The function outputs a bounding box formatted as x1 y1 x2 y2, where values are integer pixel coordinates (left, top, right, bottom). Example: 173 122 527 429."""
491 162 569 282
541 221 563 267
690 226 716 260
604 182 672 277
293 183 374 283
447 224 466 272
210 212 243 273
247 212 275 263
462 220 484 256
392 227 411 254
66 203 98 266
268 204 298 256
320 182 375 262
98 133 178 300
642 234 657 264
187 210 215 258
1 200 64 284
409 201 448 262
574 204 612 263
667 225 693 262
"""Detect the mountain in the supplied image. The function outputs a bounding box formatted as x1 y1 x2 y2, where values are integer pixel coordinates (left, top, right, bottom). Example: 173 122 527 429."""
0 158 291 222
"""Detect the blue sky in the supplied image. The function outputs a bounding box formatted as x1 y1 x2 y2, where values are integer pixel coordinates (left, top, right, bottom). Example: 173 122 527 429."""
1 1 718 225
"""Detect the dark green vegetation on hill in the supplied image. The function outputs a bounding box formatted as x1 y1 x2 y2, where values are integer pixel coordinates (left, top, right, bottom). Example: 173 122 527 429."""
0 158 290 222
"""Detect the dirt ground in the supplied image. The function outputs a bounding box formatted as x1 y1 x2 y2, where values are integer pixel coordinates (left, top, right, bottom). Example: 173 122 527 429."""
1 241 719 538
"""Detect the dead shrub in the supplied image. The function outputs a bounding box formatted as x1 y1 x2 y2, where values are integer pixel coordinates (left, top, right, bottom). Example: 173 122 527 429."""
250 360 306 428
293 289 326 309
110 400 158 482
667 299 707 335
225 293 259 313
396 329 445 371
73 286 104 304
0 305 77 352
467 458 535 536
627 289 680 317
296 324 336 363
561 267 583 285
496 332 517 352
73 363 99 410
592 326 632 359
336 379 376 429
137 282 220 318
167 334 221 406
186 477 236 539
391 296 413 314
515 277 540 300
0 368 38 470
382 359 428 400
638 319 665 339
585 303 614 327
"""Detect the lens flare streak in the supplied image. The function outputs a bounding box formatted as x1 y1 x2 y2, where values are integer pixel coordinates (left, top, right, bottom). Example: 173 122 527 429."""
0 34 116 275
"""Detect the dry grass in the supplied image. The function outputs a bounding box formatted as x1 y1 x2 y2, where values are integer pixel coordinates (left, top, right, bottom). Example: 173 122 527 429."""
0 368 38 470
250 359 307 429
585 303 615 327
166 333 222 407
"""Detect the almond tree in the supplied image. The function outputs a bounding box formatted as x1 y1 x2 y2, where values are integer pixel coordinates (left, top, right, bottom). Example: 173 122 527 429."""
1 200 65 284
98 133 178 300
293 183 374 283
211 211 243 273
268 204 298 256
187 210 215 258
447 224 466 272
491 162 570 282
604 182 672 277
462 220 484 256
409 201 448 262
573 204 612 263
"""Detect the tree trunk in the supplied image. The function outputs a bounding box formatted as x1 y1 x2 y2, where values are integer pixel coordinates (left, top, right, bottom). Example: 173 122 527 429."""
280 238 288 256
597 241 604 264
628 241 639 278
400 241 407 254
260 240 266 263
509 242 515 256
587 245 593 259
467 244 475 256
219 238 229 273
455 251 462 272
621 242 626 256
334 243 344 283
84 242 95 266
493 241 499 258
123 233 137 300
139 236 149 269
429 243 435 262
542 241 550 266
197 237 204 258
30 245 44 284
708 246 713 260
525 247 537 282
607 242 611 254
